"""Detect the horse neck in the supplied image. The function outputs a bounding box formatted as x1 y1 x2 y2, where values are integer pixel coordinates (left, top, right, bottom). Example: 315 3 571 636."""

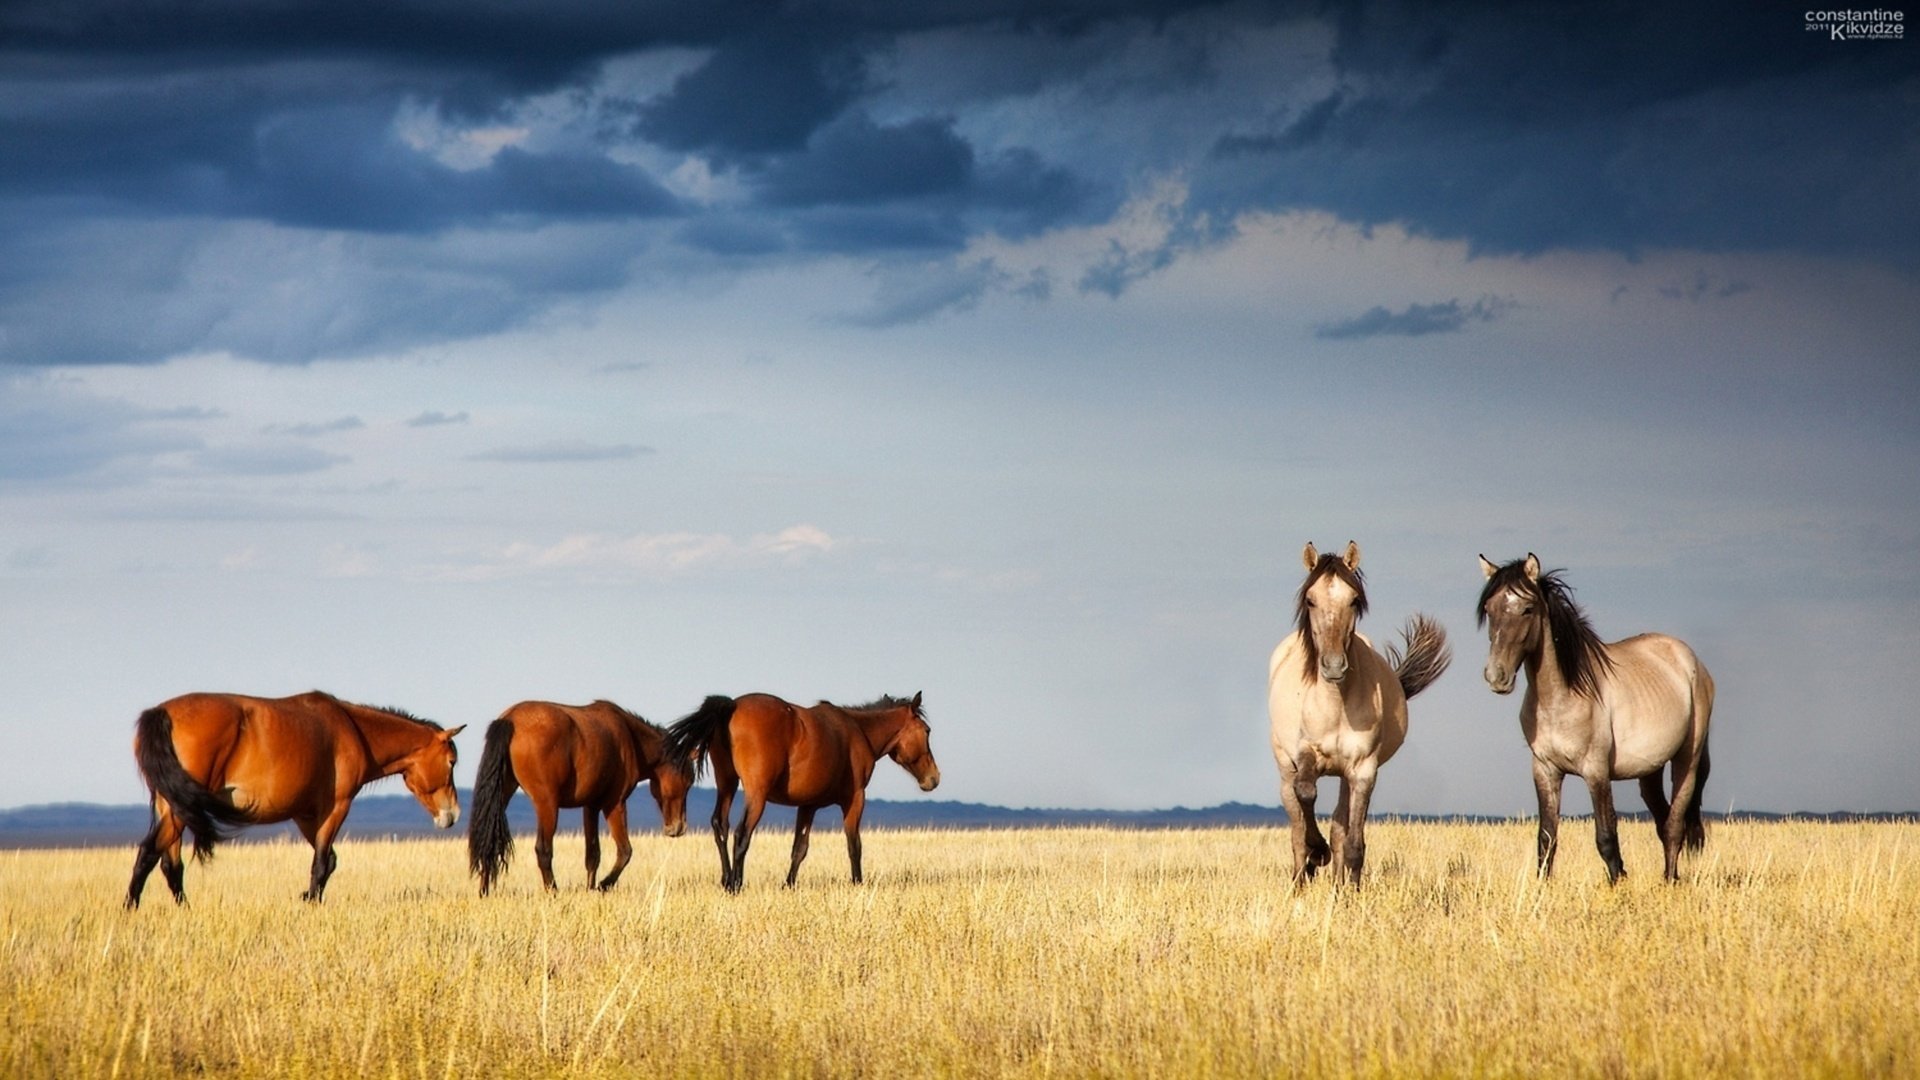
340 705 435 777
624 715 665 766
1525 617 1578 708
846 707 908 757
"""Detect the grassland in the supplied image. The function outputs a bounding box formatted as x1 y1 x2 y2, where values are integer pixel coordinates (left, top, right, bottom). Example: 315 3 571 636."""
3 819 1915 1078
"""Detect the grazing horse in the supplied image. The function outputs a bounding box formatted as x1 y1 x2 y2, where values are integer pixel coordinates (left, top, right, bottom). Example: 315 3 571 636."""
1268 542 1452 886
467 699 693 896
1478 554 1715 883
126 691 463 906
663 692 940 892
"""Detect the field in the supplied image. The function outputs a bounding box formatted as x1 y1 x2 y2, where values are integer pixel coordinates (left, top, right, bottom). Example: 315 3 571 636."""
3 819 1916 1078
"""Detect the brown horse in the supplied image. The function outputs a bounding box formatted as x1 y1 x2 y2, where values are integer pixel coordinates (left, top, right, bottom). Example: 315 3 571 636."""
663 692 940 892
466 699 694 895
126 691 464 906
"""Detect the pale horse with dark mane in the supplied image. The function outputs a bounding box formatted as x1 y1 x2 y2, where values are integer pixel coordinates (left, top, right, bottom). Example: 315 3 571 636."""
1478 554 1715 883
1268 542 1452 886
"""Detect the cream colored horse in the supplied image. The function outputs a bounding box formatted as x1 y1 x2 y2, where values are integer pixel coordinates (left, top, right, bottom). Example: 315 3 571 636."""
1268 542 1451 885
1478 554 1715 883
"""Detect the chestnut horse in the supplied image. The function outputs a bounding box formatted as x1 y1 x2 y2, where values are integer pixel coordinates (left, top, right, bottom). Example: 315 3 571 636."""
663 692 940 892
466 699 693 896
1478 554 1715 882
126 691 463 906
1268 542 1451 886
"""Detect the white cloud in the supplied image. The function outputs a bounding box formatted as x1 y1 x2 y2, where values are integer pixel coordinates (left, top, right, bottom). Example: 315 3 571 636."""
436 524 839 582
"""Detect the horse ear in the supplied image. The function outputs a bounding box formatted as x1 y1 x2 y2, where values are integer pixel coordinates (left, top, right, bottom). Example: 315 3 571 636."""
1343 540 1361 571
1523 553 1541 582
1301 542 1319 569
442 725 467 739
910 691 922 709
1479 554 1499 579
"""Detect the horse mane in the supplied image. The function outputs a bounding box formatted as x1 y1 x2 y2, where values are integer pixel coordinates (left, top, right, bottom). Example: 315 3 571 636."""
1294 553 1368 682
370 705 445 731
599 699 666 736
844 695 929 727
1476 560 1614 698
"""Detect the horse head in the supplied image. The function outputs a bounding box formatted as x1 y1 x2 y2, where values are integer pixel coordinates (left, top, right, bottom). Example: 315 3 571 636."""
650 756 693 837
399 725 466 829
1297 541 1368 684
1478 553 1544 694
887 692 941 792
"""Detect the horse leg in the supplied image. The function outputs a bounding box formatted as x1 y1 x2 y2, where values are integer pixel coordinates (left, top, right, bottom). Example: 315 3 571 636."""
1662 744 1709 883
582 807 602 889
843 791 866 885
1328 780 1352 886
1531 757 1564 877
298 808 349 902
710 770 738 889
596 801 634 892
786 805 817 887
1639 774 1673 849
1277 761 1328 885
726 791 766 894
1585 774 1625 884
159 826 187 903
1682 742 1712 851
1340 767 1378 887
531 795 560 893
126 802 182 909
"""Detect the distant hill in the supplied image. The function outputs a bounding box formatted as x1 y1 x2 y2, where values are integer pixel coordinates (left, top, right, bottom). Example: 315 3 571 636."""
1 793 1907 849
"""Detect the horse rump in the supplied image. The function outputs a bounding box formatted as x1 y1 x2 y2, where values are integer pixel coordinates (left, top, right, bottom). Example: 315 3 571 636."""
133 705 253 862
467 716 520 891
661 695 737 781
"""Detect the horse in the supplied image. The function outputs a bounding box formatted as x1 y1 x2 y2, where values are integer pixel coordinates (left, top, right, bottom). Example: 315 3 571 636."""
1268 542 1452 886
1477 554 1715 883
662 692 940 892
466 699 694 896
125 691 463 906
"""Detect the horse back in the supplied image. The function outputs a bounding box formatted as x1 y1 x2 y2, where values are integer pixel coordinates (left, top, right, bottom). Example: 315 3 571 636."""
159 692 353 820
498 700 641 808
729 694 859 806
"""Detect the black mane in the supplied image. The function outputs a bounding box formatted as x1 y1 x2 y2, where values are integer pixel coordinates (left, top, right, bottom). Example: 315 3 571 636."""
1476 560 1614 697
368 703 444 731
1294 553 1368 681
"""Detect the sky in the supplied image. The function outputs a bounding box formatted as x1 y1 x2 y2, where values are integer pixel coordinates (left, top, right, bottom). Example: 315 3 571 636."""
3 0 1917 818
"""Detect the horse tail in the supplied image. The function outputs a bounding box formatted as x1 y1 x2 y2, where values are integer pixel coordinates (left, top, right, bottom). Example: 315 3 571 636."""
662 695 736 783
1387 614 1452 700
467 717 520 888
133 705 251 863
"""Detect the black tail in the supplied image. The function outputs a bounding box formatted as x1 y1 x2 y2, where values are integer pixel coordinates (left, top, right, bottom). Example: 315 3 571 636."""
133 706 252 863
662 695 736 783
1386 613 1452 700
467 717 520 891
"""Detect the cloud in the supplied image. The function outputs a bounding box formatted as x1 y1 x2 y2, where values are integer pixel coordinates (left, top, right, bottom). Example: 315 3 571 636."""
0 377 202 481
844 259 1009 328
189 442 350 475
1314 296 1515 340
0 0 1910 368
406 410 470 427
442 523 838 582
265 416 365 436
467 441 652 463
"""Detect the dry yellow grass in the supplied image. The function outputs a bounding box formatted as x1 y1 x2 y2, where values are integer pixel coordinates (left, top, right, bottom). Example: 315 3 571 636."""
3 820 1915 1078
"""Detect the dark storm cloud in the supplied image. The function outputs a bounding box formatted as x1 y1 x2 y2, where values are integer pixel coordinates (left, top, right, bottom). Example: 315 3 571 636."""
1314 296 1513 340
1198 0 1920 261
0 379 203 482
1 0 1910 365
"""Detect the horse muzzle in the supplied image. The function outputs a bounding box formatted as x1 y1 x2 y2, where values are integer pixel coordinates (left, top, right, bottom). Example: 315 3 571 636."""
919 770 941 793
1319 656 1349 684
662 820 687 838
1484 664 1515 695
434 806 460 829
